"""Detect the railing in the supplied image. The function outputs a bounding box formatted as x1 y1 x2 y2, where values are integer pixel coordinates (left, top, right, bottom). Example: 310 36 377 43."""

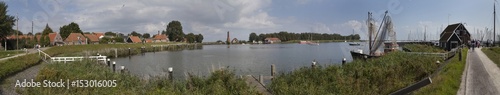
51 55 107 63
404 46 461 60
38 49 52 63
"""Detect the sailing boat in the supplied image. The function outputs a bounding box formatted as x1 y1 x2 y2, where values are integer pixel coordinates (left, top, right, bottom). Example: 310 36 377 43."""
349 29 361 46
307 33 319 45
351 11 396 59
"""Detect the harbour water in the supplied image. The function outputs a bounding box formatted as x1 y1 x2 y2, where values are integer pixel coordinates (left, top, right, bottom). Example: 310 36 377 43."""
112 42 369 79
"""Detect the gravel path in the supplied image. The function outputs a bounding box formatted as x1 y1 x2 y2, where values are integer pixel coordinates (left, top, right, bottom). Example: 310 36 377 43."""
458 48 500 95
0 48 50 95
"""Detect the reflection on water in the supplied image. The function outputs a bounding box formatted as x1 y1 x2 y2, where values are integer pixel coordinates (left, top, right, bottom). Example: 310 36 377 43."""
112 42 369 79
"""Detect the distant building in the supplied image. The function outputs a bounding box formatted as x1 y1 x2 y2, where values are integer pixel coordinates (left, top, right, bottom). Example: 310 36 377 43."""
439 23 471 51
231 38 239 44
264 38 281 44
153 34 169 42
48 33 64 46
126 36 142 43
145 39 153 43
84 34 100 44
64 33 87 45
93 32 105 39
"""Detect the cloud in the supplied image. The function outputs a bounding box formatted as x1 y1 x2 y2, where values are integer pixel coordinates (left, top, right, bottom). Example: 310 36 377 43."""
9 0 292 41
311 23 331 33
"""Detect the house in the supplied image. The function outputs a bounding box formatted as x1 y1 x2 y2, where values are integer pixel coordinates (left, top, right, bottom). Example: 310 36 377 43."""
64 33 87 45
231 38 239 44
93 32 105 39
126 36 142 43
264 38 281 44
145 39 153 43
153 34 169 42
84 34 100 44
439 23 471 51
48 33 64 46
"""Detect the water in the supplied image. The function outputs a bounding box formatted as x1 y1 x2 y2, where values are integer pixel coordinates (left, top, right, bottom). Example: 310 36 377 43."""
112 42 369 79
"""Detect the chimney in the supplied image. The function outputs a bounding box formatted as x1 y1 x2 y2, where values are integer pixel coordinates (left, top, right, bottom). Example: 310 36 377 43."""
227 31 230 44
158 31 160 35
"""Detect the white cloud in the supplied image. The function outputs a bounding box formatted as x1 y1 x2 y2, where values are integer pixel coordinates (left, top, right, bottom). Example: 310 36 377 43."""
311 23 331 33
223 12 277 29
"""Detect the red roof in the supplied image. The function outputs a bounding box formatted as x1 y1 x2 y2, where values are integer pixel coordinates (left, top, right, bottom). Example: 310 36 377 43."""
48 33 59 42
93 32 104 38
128 36 142 43
265 37 280 41
6 35 34 40
65 33 86 42
84 34 99 42
145 39 153 43
153 34 168 40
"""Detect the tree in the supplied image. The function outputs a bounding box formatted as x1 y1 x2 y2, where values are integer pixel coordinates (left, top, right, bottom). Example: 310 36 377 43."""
60 22 83 39
14 30 22 35
195 34 204 43
113 37 124 43
41 24 53 36
249 32 257 42
216 40 223 43
186 33 195 43
105 31 116 36
165 20 185 42
258 34 265 41
39 35 50 46
130 31 141 37
0 2 16 39
99 37 111 44
142 33 150 38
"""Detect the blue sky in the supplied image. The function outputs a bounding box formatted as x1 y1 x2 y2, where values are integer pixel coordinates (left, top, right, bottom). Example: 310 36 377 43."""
3 0 498 41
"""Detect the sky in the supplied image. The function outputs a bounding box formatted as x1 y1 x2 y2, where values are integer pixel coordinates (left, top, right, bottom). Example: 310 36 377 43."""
3 0 498 41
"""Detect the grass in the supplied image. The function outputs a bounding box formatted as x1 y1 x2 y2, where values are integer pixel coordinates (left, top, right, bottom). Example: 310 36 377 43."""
414 48 468 95
270 51 441 94
403 44 446 53
0 42 199 82
482 47 500 67
0 54 40 80
0 50 23 59
22 60 260 95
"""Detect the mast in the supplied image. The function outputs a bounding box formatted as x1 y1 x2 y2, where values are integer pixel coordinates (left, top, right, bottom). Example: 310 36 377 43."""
424 26 427 41
368 12 373 55
495 0 497 46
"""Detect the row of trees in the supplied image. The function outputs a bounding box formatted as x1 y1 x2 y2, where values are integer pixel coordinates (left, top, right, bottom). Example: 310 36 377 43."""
249 31 360 42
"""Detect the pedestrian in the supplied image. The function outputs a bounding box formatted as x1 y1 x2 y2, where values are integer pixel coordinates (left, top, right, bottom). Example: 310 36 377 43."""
477 40 481 48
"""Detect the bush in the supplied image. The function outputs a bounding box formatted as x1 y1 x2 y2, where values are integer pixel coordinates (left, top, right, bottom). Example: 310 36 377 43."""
403 44 445 53
270 52 440 94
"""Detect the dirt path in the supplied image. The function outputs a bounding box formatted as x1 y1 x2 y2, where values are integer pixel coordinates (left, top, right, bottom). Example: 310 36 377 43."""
458 48 500 95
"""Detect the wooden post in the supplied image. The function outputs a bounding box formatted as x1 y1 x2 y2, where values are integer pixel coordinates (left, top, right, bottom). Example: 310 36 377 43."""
128 48 131 56
271 64 275 77
459 48 462 61
120 66 125 73
107 59 110 67
112 61 116 72
168 67 173 81
114 48 118 58
311 60 317 68
259 74 264 85
342 58 347 65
